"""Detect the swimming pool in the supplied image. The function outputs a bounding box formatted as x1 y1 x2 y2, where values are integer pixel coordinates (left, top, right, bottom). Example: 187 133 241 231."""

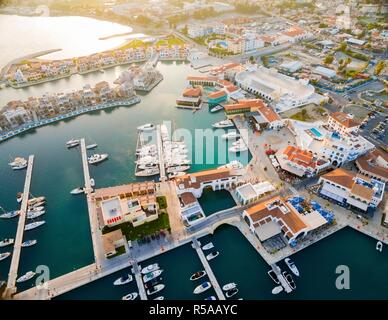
309 127 323 138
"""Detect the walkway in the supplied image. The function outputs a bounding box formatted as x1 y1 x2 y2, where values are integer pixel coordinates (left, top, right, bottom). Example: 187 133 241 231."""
131 260 148 300
156 125 166 181
270 263 293 293
5 155 34 297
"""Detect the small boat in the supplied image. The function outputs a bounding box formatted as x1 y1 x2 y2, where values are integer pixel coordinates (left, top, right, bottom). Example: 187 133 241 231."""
284 258 300 277
190 270 206 281
143 269 163 283
147 284 165 296
154 296 164 300
86 143 98 150
29 201 45 208
144 277 163 289
28 206 44 213
376 241 383 252
16 271 36 283
28 197 45 206
282 271 296 290
21 239 37 247
0 238 14 247
25 220 46 231
272 286 283 295
218 160 243 170
210 105 224 113
168 171 186 179
27 210 45 220
88 153 109 165
166 165 190 173
99 69 105 73
90 178 95 187
122 292 138 300
221 131 240 140
70 187 84 195
193 281 211 294
113 274 133 286
202 242 214 251
222 283 237 291
205 296 217 300
9 157 28 170
0 210 20 219
137 123 155 131
0 252 11 261
66 139 80 148
229 140 248 153
267 270 280 285
206 251 219 261
135 168 160 177
16 192 23 203
225 288 238 298
141 263 160 275
212 119 234 128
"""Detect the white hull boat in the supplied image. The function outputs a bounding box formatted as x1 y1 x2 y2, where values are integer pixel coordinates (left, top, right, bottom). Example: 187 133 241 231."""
16 193 23 203
27 210 45 219
0 252 11 261
113 274 133 285
194 282 211 294
122 292 138 300
147 284 165 296
229 145 248 153
0 210 20 219
225 288 238 298
141 263 160 275
272 286 283 294
154 296 164 300
25 220 46 231
66 139 80 148
17 271 36 283
218 160 243 170
205 296 217 300
70 187 85 195
202 242 214 250
137 123 155 131
90 178 95 187
284 258 300 277
28 206 44 212
222 283 237 291
168 171 185 179
135 168 160 177
222 131 240 140
167 165 190 173
86 143 98 150
376 241 383 252
0 238 14 247
206 251 219 261
143 269 163 283
210 105 223 113
212 119 234 128
282 271 296 290
21 239 37 247
88 153 109 165
9 157 28 170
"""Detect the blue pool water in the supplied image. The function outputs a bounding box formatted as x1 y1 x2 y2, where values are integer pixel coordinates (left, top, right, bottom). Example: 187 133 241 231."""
310 127 323 138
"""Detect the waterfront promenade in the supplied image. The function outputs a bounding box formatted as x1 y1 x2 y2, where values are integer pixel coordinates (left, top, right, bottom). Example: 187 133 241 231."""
156 125 167 182
5 155 34 297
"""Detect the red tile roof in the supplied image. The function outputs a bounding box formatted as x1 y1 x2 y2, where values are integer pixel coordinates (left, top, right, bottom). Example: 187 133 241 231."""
330 112 360 128
208 90 227 99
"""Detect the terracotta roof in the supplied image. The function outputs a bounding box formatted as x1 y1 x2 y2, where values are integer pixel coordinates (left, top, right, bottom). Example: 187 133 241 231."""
356 149 388 181
258 104 281 122
183 88 201 97
283 27 305 37
175 168 234 190
330 112 360 128
180 192 197 206
102 229 123 254
224 99 265 111
210 63 241 73
350 183 374 202
187 75 218 82
321 168 356 189
208 90 227 99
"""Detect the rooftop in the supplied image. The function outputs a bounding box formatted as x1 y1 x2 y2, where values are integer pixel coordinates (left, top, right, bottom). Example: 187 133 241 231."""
175 167 235 190
356 149 388 181
329 112 360 129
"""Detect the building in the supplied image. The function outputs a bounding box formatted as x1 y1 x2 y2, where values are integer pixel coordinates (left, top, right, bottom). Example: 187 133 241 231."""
327 112 360 135
226 38 244 54
313 66 337 79
235 181 275 205
207 90 228 105
2 105 32 128
318 168 385 214
176 87 202 107
279 61 303 73
102 229 126 258
179 192 206 227
355 149 388 183
276 146 331 177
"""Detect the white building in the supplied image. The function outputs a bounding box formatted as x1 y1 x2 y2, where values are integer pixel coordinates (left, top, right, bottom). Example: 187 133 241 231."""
327 112 360 135
3 107 31 127
313 66 337 79
13 69 27 84
279 61 303 73
235 181 275 205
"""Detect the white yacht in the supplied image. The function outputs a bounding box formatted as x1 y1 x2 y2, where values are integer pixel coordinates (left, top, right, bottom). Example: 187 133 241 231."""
282 271 296 290
9 157 28 170
86 143 98 150
210 105 224 113
16 192 23 203
202 242 214 250
154 296 164 300
25 221 46 231
193 281 211 294
113 274 133 286
206 251 219 261
21 239 37 248
222 283 237 291
66 139 80 148
27 210 45 220
0 252 11 261
135 168 160 177
143 269 163 283
376 241 383 252
137 123 155 131
222 131 240 140
147 284 165 296
122 292 138 300
28 197 45 206
272 286 283 294
284 258 300 277
167 165 190 173
218 160 244 170
141 263 160 275
229 140 248 153
28 206 44 213
70 187 84 195
135 155 158 165
225 288 238 298
212 119 234 129
16 271 36 283
90 178 95 187
168 171 185 179
0 238 14 247
88 153 109 165
29 201 45 209
0 210 20 219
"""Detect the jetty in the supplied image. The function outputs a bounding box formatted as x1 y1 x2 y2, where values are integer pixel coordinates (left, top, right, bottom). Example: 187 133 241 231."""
192 239 225 300
5 155 34 297
156 124 167 182
270 263 293 293
132 261 148 300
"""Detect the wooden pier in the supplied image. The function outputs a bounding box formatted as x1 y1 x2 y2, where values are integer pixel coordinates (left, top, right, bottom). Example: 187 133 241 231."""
270 263 293 293
156 125 167 182
132 261 148 300
192 239 225 300
5 155 34 297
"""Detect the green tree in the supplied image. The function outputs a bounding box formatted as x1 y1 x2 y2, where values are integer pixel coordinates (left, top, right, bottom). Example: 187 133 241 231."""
324 54 334 64
374 61 385 75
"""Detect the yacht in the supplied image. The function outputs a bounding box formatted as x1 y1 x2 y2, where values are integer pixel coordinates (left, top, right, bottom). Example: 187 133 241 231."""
86 143 98 150
204 296 217 300
141 263 160 275
90 178 95 187
137 163 159 170
267 270 280 285
0 238 14 247
137 123 155 131
113 274 133 286
168 171 185 179
28 206 44 213
229 140 247 153
282 271 296 290
225 288 238 298
0 210 20 219
154 296 164 300
135 156 158 165
221 131 240 140
27 210 45 220
28 197 45 206
376 241 383 252
135 168 160 177
202 242 214 251
166 165 190 173
25 221 46 231
206 251 219 261
284 258 300 277
144 277 163 289
147 284 165 296
0 252 11 261
210 105 224 113
122 292 138 300
21 239 37 248
16 192 23 203
29 201 45 208
70 187 85 195
193 281 211 294
136 144 156 154
272 286 283 295
88 153 109 165
190 270 206 281
222 283 237 291
212 119 234 129
66 139 80 148
9 157 28 170
143 269 163 283
17 271 36 283
218 160 244 170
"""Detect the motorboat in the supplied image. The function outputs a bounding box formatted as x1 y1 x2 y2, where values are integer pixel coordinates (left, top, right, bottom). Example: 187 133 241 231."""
17 271 36 283
193 281 211 294
16 192 23 203
221 131 240 140
122 292 138 300
154 296 164 300
222 283 237 291
113 274 133 285
137 123 155 131
25 220 46 231
66 139 80 148
282 271 296 290
28 206 44 212
86 143 98 150
136 144 157 154
206 251 219 261
147 284 165 296
9 157 28 170
190 270 206 281
70 187 85 195
88 153 109 165
143 269 163 283
141 263 160 274
212 119 234 129
166 165 190 173
135 168 160 177
284 258 300 277
272 286 283 294
27 210 45 220
21 239 37 247
0 238 14 247
135 155 158 165
204 296 217 300
28 197 45 206
225 288 238 298
90 178 95 187
218 160 243 170
229 141 248 153
168 171 185 179
267 270 280 285
0 210 20 219
210 105 224 113
0 252 11 261
202 242 214 250
29 201 45 208
137 164 159 170
144 277 163 289
376 241 383 252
